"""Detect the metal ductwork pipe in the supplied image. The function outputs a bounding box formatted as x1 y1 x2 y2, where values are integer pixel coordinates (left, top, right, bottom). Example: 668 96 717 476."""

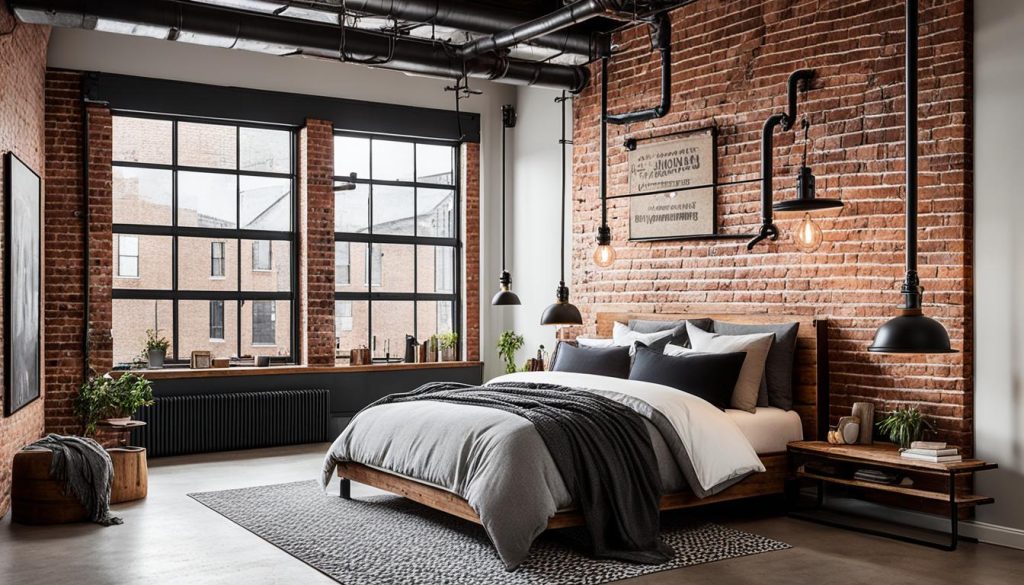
605 10 671 125
12 0 589 92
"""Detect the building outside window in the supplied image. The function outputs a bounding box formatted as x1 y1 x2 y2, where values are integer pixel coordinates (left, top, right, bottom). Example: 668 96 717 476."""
110 114 296 365
333 133 461 362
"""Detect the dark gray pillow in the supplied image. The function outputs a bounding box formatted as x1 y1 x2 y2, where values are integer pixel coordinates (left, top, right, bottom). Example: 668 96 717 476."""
712 321 800 410
551 342 631 379
627 318 713 348
629 345 746 410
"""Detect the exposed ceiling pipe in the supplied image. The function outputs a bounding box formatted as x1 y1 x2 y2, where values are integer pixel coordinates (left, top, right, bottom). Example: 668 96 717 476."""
12 0 589 92
604 10 671 125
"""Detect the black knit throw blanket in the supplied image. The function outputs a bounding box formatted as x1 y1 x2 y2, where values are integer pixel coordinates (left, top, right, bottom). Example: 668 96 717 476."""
27 434 123 526
370 381 672 564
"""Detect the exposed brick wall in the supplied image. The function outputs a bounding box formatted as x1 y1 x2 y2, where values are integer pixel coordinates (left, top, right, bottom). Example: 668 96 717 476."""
572 0 973 448
298 119 336 365
0 11 49 518
462 143 481 361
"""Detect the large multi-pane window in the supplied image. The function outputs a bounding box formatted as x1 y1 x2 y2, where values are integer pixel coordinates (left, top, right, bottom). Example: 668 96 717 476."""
333 133 460 362
111 114 296 365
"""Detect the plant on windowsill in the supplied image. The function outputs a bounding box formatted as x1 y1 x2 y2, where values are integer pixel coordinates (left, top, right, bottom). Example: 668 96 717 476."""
143 329 171 369
497 330 525 375
877 406 934 450
75 373 155 435
438 331 459 362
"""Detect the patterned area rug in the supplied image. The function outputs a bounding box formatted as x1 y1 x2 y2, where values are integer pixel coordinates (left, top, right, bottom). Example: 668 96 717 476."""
189 480 789 585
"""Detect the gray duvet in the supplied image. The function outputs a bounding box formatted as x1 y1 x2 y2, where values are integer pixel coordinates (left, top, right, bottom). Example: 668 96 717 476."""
321 371 763 569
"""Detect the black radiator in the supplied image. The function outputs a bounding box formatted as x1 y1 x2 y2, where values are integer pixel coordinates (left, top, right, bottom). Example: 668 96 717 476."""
130 389 331 457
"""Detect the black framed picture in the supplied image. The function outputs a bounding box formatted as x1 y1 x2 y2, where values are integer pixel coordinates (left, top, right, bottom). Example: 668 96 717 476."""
4 151 42 416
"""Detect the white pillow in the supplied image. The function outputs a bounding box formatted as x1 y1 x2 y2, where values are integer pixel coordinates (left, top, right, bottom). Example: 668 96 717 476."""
613 321 674 355
577 337 615 348
663 344 692 357
686 322 773 413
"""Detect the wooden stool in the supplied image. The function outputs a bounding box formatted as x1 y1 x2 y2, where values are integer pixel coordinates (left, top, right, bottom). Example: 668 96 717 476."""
108 447 148 503
11 448 88 525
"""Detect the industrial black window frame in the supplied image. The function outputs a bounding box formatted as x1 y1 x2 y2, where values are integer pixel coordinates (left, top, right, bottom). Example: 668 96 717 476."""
333 130 463 361
111 110 299 364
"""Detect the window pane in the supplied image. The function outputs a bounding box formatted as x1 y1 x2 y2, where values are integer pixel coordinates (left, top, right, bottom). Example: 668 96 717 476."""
241 300 291 357
178 121 237 169
334 241 350 287
372 139 414 182
240 176 291 231
335 183 369 233
241 239 291 292
178 237 238 290
416 143 454 185
179 299 238 358
211 242 226 277
417 188 455 237
178 171 237 228
112 299 173 366
113 166 172 225
334 300 368 360
417 245 455 294
114 235 172 289
113 116 172 164
334 135 370 179
417 300 455 343
375 244 413 293
372 185 414 235
336 241 368 293
371 301 413 362
240 127 291 174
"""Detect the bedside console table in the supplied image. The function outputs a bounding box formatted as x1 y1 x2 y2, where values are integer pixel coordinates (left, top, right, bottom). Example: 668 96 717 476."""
787 441 996 550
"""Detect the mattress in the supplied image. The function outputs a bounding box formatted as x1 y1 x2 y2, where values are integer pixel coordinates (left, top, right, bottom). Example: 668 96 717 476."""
726 406 804 454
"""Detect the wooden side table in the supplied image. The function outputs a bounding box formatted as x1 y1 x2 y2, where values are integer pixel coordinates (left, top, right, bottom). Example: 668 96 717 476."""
98 421 149 504
787 441 996 550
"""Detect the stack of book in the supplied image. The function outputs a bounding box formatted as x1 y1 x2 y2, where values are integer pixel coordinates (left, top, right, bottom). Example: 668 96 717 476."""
900 441 962 463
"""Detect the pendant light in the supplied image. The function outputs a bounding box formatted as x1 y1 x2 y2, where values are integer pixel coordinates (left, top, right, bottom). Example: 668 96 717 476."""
593 56 615 268
776 117 843 252
868 0 953 353
492 104 521 306
541 91 583 326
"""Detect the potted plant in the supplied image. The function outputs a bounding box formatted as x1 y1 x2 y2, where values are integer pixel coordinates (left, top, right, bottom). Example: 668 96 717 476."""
877 406 933 449
497 330 525 374
144 329 170 369
75 373 155 435
438 331 459 361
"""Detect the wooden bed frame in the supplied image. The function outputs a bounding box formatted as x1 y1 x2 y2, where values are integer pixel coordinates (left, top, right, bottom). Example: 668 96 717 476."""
337 312 830 530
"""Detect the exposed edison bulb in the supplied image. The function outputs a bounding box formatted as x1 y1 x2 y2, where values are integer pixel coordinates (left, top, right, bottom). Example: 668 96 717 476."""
593 243 616 268
794 212 823 252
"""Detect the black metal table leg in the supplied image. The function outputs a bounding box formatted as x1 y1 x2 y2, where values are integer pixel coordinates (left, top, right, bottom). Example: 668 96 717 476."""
340 478 351 500
947 471 958 551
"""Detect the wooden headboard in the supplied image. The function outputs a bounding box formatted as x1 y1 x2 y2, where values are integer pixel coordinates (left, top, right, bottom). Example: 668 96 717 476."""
595 312 830 441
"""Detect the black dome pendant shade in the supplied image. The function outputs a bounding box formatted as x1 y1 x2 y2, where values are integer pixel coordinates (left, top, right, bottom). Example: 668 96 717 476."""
492 104 521 306
868 0 953 354
541 91 583 326
772 166 843 212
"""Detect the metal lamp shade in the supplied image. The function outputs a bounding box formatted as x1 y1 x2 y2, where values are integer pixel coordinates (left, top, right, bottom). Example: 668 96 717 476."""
868 312 954 354
773 165 843 213
540 301 582 326
491 289 521 306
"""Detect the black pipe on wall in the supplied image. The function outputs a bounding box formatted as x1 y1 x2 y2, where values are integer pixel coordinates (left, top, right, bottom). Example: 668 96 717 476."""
12 0 589 92
605 11 672 125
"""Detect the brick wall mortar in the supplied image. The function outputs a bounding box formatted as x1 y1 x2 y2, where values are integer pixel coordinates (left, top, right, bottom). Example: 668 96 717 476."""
299 119 336 365
571 0 974 448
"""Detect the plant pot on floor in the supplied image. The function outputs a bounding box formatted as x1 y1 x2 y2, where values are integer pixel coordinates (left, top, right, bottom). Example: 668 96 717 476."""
147 349 165 369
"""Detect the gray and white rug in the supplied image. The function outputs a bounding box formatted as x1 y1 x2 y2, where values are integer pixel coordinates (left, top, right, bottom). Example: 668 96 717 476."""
189 480 789 585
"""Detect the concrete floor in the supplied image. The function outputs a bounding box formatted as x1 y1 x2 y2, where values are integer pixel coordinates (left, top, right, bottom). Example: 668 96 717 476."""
2 444 1022 585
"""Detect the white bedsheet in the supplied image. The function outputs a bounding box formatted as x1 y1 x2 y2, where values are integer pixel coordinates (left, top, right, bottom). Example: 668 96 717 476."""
725 406 803 454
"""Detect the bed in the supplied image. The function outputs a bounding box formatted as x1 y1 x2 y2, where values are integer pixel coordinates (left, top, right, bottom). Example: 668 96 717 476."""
324 312 830 568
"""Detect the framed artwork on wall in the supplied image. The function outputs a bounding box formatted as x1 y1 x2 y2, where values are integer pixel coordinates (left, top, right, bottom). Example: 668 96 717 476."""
4 151 42 417
627 127 719 241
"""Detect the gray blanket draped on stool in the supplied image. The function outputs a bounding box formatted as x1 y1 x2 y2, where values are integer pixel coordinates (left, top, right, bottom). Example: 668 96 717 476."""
369 381 673 565
27 434 123 526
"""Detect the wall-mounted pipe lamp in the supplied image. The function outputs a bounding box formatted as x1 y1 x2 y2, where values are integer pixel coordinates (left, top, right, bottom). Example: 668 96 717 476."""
492 104 522 306
333 172 357 191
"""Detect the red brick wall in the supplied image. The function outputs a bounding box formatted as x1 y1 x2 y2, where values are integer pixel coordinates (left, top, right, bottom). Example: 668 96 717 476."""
298 119 336 365
462 143 481 361
0 12 49 517
43 71 114 436
572 0 973 448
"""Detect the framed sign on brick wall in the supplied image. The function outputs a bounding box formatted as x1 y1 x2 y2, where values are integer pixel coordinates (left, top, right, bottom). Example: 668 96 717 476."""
627 127 717 241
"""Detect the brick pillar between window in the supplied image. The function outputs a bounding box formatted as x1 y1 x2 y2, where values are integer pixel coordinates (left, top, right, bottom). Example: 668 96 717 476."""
462 143 480 362
298 119 336 366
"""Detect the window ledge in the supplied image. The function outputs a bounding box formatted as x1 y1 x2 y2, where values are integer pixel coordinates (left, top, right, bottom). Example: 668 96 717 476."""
111 360 483 380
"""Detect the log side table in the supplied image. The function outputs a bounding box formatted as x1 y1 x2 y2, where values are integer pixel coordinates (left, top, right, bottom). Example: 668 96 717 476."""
98 420 148 504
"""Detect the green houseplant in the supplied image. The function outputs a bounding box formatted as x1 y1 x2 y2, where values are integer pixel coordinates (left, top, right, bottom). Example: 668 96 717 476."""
877 406 933 449
438 331 459 362
144 329 171 369
497 330 525 374
75 373 155 435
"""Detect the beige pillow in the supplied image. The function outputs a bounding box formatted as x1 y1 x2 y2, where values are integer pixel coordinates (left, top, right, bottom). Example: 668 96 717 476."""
686 322 774 413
